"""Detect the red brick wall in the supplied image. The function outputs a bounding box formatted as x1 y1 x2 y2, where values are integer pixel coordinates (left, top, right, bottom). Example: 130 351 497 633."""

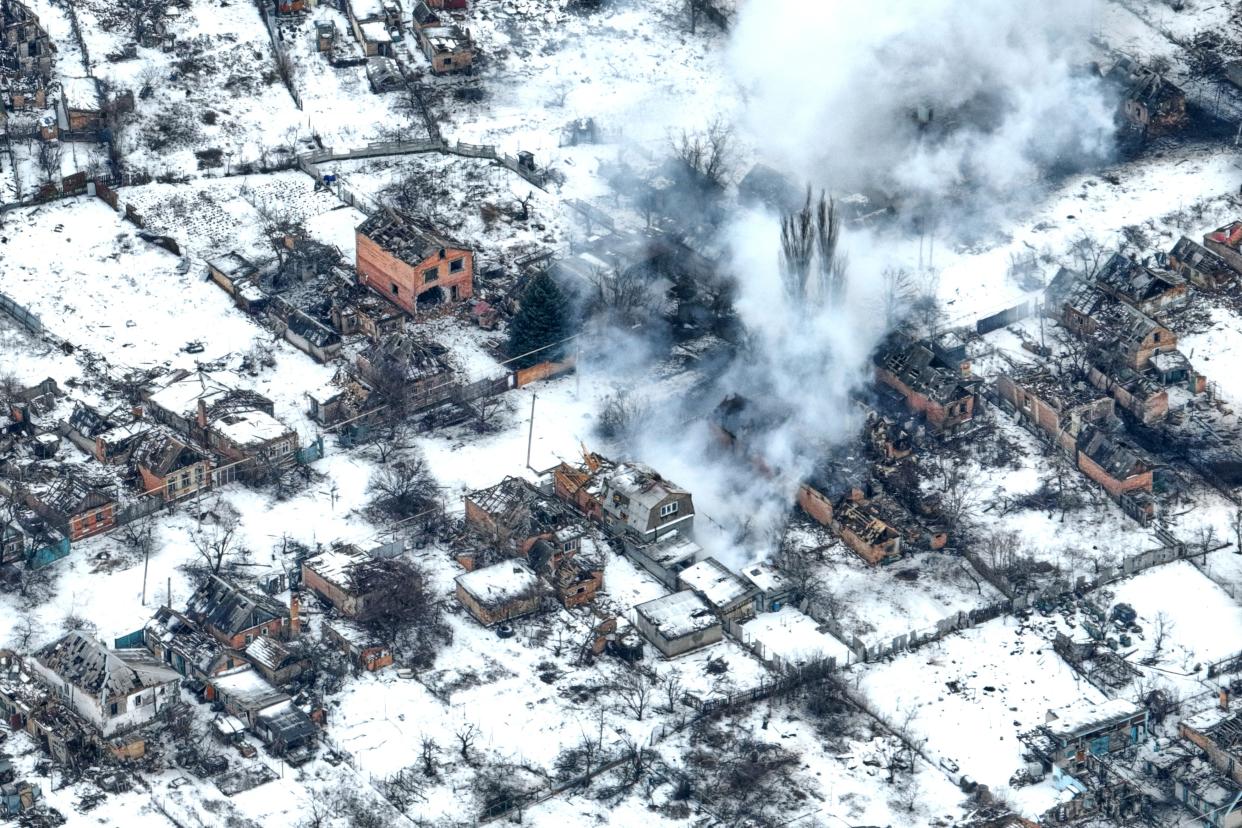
69 504 115 540
1076 452 1152 499
356 233 473 316
796 484 834 527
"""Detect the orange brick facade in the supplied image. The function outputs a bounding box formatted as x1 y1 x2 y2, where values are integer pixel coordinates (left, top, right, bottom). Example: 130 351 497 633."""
356 232 473 316
69 504 116 541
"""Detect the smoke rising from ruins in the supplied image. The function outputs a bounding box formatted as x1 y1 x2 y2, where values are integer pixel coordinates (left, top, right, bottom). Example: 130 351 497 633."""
586 0 1121 566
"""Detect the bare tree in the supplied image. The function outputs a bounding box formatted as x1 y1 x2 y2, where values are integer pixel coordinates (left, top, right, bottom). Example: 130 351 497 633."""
1232 508 1242 555
614 668 654 721
1070 231 1108 282
37 139 62 187
420 736 439 778
662 674 683 713
1147 611 1174 664
880 267 915 328
189 501 243 575
455 723 479 763
358 559 452 668
590 264 655 327
672 116 734 190
367 453 440 520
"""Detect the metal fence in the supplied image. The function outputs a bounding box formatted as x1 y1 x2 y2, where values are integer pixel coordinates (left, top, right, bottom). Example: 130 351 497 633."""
0 292 42 334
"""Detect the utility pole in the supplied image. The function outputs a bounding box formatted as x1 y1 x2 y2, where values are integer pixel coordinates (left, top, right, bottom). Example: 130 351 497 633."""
526 393 537 471
141 541 150 605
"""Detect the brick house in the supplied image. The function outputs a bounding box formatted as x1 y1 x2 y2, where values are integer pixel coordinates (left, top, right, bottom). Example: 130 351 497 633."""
874 334 980 435
1205 222 1242 276
412 6 474 74
1075 424 1154 499
1103 56 1187 137
134 433 212 502
184 575 291 649
462 476 585 568
323 620 393 672
26 476 116 542
355 211 473 316
995 367 1116 455
454 560 543 626
527 537 603 609
1095 253 1187 317
1169 236 1236 289
144 606 244 680
302 544 420 619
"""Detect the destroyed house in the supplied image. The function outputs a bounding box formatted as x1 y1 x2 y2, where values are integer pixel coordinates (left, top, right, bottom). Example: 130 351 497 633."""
633 590 722 658
144 606 242 680
356 211 474 316
874 334 979 434
253 699 316 756
454 559 542 626
796 450 872 529
552 451 614 522
1024 699 1147 775
206 667 319 757
1169 753 1242 828
1170 236 1236 289
995 366 1116 455
1094 301 1178 373
302 544 419 619
184 575 290 649
243 636 307 687
709 393 795 475
1206 222 1242 277
833 496 902 565
26 475 116 541
1180 707 1242 789
415 18 474 74
677 557 757 622
0 511 68 569
1075 424 1154 503
93 421 150 465
142 371 289 461
133 433 211 502
1094 253 1187 316
354 331 453 409
1046 267 1102 336
29 631 181 738
599 462 694 543
737 163 801 212
463 476 583 565
527 537 603 609
0 0 53 82
1104 56 1187 136
323 619 393 671
366 55 403 93
206 252 263 311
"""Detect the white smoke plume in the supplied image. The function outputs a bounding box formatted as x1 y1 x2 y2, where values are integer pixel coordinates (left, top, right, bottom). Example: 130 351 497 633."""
728 0 1117 212
582 0 1119 566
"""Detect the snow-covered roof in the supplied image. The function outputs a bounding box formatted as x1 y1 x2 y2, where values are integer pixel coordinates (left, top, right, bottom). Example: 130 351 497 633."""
455 560 539 608
305 544 370 588
244 636 293 673
678 557 754 610
643 530 702 569
212 409 292 447
1044 698 1141 739
210 667 287 710
740 561 793 596
635 590 719 640
360 21 392 43
147 372 236 420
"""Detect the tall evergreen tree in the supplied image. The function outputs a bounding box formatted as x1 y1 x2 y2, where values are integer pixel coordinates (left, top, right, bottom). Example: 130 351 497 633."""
508 271 571 368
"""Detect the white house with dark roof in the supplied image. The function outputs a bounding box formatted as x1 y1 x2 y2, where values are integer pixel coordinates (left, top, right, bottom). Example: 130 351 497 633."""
29 631 181 737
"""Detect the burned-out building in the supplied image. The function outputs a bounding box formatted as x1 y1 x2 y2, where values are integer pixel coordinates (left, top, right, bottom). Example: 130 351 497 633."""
462 476 585 568
1094 253 1187 317
1022 698 1147 777
24 474 116 542
1169 235 1236 290
1103 56 1187 137
413 12 474 74
184 575 292 650
355 211 474 316
133 433 212 502
354 330 455 411
874 333 980 435
995 365 1115 455
302 544 420 620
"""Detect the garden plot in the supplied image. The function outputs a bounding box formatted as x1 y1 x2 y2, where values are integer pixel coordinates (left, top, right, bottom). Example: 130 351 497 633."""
330 603 772 823
281 6 434 149
787 521 1005 649
118 171 365 264
78 0 307 179
428 1 733 158
855 615 1108 818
